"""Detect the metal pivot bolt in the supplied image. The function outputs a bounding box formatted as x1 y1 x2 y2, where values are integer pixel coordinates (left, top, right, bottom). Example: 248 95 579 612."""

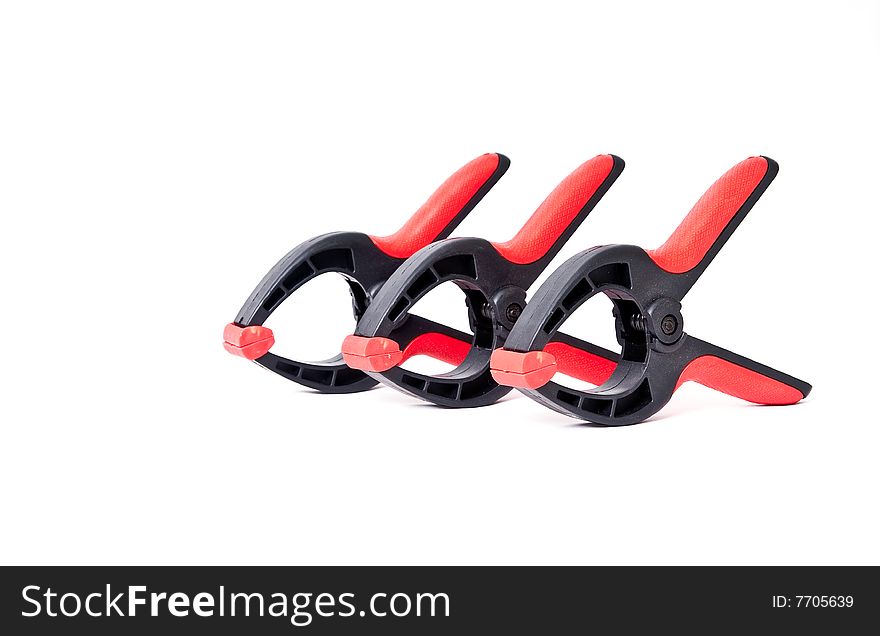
506 303 523 322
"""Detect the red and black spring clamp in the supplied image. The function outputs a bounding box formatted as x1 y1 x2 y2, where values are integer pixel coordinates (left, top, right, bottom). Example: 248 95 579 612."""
223 153 509 392
340 154 623 406
489 156 811 424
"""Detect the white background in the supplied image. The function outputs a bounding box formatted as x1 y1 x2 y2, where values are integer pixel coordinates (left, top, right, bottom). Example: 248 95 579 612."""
1 1 878 565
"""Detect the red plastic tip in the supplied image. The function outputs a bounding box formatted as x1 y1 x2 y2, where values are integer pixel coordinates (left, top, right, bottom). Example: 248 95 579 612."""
223 323 275 360
341 335 403 372
489 349 557 389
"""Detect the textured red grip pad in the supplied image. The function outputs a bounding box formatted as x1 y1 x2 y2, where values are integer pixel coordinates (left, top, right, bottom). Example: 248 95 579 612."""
370 153 502 259
400 332 471 366
489 349 558 389
341 335 403 372
647 157 769 274
675 355 804 405
223 323 275 360
492 154 615 265
544 342 617 386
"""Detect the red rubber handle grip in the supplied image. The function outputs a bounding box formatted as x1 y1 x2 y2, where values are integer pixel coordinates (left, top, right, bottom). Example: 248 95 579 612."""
647 156 772 273
544 341 617 385
492 154 617 265
400 332 472 366
370 153 505 259
675 355 805 405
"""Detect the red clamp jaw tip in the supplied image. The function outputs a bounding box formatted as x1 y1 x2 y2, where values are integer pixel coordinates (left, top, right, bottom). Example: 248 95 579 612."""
223 323 275 360
341 335 403 372
489 349 557 389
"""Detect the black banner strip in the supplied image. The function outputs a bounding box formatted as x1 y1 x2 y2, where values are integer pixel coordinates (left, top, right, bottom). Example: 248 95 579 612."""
1 566 877 633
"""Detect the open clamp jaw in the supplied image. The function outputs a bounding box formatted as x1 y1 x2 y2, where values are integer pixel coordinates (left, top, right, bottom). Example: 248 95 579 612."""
341 154 625 407
223 153 509 393
490 156 811 425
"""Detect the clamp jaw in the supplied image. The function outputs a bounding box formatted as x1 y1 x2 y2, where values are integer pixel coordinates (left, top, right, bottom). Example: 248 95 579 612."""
490 156 811 425
341 154 625 406
224 153 509 392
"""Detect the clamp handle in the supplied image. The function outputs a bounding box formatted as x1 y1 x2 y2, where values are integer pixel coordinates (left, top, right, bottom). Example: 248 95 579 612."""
647 156 777 282
492 154 624 266
370 153 509 258
676 338 810 405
